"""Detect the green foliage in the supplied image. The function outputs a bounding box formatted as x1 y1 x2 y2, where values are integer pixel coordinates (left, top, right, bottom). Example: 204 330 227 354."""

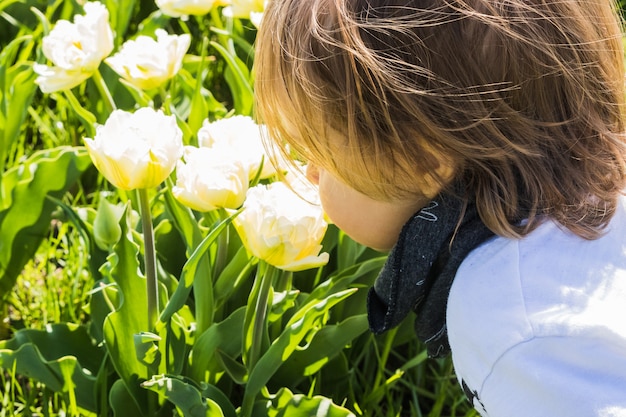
0 323 102 412
0 35 38 174
0 147 92 306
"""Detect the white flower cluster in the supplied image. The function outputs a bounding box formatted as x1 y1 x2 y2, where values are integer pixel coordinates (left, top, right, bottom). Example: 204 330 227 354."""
34 2 193 93
86 109 327 271
39 1 326 272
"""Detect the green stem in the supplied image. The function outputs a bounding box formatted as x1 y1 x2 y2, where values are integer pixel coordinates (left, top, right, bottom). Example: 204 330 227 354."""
138 188 158 329
213 208 230 279
274 270 293 293
92 69 116 114
210 7 235 55
159 86 172 115
194 213 215 334
373 327 398 390
248 263 278 369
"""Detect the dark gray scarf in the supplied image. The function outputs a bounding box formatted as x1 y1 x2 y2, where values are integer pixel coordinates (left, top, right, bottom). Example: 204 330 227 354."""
367 189 494 358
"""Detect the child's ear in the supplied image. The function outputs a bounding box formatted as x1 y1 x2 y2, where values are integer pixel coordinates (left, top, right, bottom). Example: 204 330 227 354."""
306 163 320 185
422 152 457 198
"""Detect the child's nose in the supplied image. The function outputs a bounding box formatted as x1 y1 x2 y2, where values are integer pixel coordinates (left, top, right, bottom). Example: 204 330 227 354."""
306 164 320 185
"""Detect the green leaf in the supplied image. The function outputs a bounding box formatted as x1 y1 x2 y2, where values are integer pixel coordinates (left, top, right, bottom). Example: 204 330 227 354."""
157 209 241 330
275 315 369 382
189 307 246 384
162 312 189 376
46 196 108 283
336 232 368 271
154 218 187 277
268 290 300 323
243 289 358 415
210 41 253 116
110 379 144 417
214 246 256 309
163 183 204 250
103 0 137 41
187 38 211 136
101 205 151 413
0 35 37 173
215 349 247 385
63 89 97 137
0 323 105 412
134 332 162 368
0 147 92 305
242 263 277 370
202 384 238 417
261 388 356 417
304 257 386 305
142 374 225 417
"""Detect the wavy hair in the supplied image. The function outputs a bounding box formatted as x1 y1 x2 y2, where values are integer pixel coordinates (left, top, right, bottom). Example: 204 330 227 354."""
254 0 626 239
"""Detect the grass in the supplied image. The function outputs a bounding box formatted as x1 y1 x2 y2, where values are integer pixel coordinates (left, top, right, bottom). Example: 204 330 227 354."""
6 219 92 331
1 367 65 417
1 217 93 417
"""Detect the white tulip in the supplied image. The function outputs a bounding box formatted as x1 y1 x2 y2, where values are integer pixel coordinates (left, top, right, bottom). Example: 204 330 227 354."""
172 146 249 212
155 0 219 17
34 2 114 93
84 108 184 190
106 29 190 90
197 115 278 180
234 182 329 272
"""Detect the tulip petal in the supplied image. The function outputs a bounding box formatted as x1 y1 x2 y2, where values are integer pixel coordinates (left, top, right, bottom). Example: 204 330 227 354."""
33 65 92 94
277 253 331 272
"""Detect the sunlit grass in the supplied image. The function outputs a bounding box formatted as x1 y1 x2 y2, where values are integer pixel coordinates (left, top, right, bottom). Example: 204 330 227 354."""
7 219 92 332
1 365 66 417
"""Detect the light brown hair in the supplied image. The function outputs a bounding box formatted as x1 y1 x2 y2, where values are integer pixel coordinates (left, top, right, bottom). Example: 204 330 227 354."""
254 0 626 239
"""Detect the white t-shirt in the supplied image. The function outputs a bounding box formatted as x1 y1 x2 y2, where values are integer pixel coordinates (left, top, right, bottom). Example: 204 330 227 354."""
448 197 626 417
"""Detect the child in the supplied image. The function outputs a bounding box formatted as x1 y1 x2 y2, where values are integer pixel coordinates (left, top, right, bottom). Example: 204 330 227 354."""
254 0 626 416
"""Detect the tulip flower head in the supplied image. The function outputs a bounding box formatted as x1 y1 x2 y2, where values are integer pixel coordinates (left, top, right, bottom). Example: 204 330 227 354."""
155 0 219 17
84 108 184 190
234 182 329 271
33 2 114 93
197 115 278 180
172 146 249 212
106 29 190 90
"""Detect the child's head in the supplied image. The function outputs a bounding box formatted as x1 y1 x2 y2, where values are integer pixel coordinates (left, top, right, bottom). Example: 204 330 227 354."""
255 0 626 240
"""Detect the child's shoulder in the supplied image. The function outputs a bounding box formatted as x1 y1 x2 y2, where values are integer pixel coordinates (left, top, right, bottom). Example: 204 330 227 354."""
450 196 626 339
447 198 626 416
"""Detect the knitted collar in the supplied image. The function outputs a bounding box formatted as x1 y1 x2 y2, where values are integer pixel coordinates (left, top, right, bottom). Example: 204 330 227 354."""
367 189 494 358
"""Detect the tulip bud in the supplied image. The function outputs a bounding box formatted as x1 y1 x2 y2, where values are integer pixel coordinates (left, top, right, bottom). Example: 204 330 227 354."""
234 182 329 271
93 197 125 250
172 146 249 212
106 29 190 91
84 108 184 190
